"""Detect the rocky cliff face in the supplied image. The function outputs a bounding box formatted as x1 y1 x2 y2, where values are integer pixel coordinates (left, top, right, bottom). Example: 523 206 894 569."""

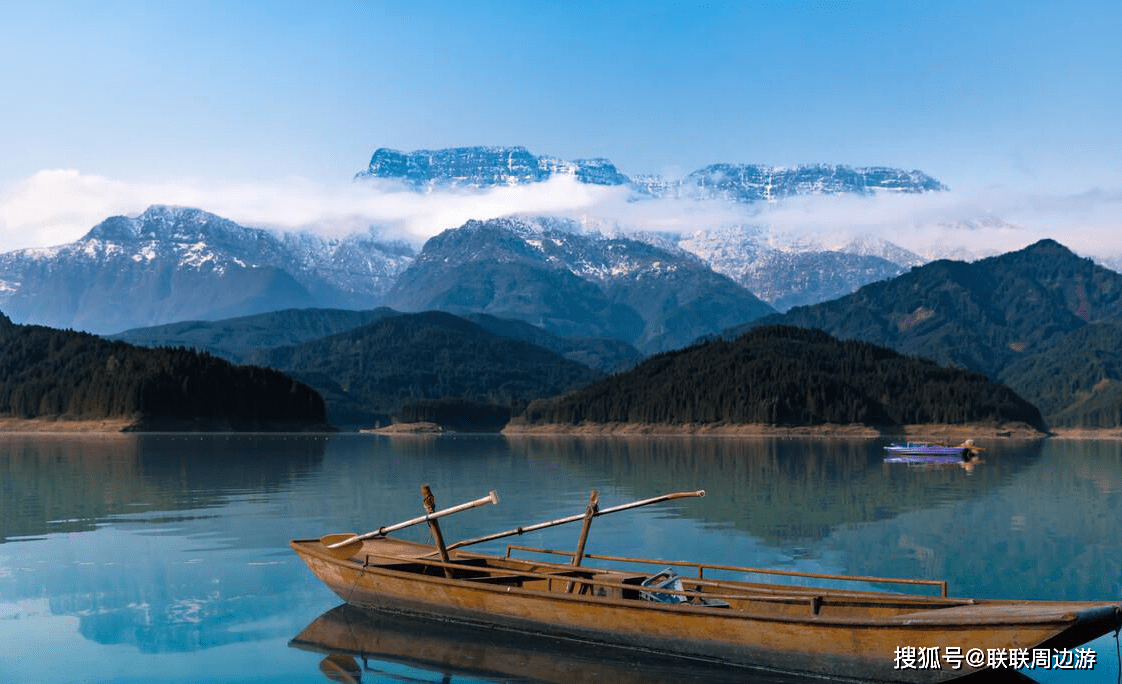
357 146 630 190
356 146 946 200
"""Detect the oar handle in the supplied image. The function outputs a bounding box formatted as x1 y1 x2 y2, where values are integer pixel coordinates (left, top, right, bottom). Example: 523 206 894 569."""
327 490 499 549
446 489 704 551
596 490 705 517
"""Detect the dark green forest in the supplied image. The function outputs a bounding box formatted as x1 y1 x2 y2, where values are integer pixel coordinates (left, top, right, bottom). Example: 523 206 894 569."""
1000 321 1122 427
396 398 513 432
113 307 643 374
726 240 1122 427
110 307 400 363
0 311 328 430
519 326 1044 429
254 311 604 427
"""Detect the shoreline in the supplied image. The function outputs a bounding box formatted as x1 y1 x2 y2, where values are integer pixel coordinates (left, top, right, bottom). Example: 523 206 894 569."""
1047 427 1122 440
3 417 1116 440
501 421 1051 439
0 416 335 434
0 417 139 433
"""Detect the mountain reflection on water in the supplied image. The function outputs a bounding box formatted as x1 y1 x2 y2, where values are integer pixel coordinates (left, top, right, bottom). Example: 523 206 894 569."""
510 436 1045 544
0 433 327 542
0 434 1119 684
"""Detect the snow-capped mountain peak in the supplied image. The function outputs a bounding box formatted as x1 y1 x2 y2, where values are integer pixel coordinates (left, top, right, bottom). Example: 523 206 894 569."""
0 206 414 333
356 146 946 202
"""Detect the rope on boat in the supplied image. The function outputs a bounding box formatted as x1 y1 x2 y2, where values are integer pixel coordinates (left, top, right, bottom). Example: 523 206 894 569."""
344 557 365 606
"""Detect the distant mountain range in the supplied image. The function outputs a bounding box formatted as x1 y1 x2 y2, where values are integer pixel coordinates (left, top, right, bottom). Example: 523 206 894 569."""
0 204 909 334
357 146 945 311
9 144 1122 432
384 216 775 354
0 206 413 333
727 240 1122 427
0 146 952 335
672 225 924 310
357 145 946 201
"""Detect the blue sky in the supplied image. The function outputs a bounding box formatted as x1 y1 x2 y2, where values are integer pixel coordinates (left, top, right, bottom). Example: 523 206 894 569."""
0 1 1119 251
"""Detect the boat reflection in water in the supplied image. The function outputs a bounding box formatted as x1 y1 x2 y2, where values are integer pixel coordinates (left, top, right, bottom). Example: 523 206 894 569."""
290 603 831 684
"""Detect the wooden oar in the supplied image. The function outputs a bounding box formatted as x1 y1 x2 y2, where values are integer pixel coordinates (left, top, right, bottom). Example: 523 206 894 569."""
420 484 453 578
445 489 705 552
565 489 600 593
318 654 361 684
321 490 499 559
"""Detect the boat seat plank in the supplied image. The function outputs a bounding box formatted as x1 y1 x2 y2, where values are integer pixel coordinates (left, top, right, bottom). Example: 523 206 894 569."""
466 573 534 585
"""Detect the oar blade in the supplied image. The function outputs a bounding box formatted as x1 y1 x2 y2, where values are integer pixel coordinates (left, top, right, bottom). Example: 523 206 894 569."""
319 654 362 683
320 533 363 559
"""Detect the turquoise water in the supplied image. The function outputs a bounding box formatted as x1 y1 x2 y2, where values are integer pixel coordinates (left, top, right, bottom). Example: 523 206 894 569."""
0 434 1119 683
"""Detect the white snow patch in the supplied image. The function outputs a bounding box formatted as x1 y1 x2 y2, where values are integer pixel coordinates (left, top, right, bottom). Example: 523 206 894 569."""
131 245 158 263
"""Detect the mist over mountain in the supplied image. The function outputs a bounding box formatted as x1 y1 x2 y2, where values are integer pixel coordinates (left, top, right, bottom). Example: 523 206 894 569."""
0 146 956 336
18 147 1111 430
358 146 948 310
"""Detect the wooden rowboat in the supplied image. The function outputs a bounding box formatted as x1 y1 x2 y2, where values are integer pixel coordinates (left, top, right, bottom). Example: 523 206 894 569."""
291 489 1121 683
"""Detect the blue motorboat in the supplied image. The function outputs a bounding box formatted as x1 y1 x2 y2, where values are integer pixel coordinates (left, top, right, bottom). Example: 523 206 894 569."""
883 440 984 462
883 442 969 457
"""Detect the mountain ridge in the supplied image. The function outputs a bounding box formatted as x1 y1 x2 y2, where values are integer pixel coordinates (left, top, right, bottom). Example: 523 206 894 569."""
384 217 776 353
357 145 948 201
723 239 1122 426
0 206 413 333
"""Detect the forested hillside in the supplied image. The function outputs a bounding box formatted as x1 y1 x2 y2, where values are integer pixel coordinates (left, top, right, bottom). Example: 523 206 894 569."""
999 321 1122 428
113 307 642 374
111 307 400 363
254 311 604 427
518 326 1043 430
725 240 1122 427
0 311 328 430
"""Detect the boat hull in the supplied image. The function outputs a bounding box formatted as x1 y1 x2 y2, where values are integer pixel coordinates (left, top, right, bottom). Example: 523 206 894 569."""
291 538 1122 683
884 444 968 457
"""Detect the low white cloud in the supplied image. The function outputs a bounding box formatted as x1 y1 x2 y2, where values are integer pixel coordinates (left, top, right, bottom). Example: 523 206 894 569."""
547 185 1122 264
1 169 1120 265
734 188 1122 261
0 169 623 252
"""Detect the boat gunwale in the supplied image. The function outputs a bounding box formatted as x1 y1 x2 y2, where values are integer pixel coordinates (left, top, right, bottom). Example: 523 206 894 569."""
504 543 950 597
289 538 1113 629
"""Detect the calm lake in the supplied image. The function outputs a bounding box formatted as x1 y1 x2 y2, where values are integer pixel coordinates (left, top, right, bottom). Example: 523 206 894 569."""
1 434 1119 683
